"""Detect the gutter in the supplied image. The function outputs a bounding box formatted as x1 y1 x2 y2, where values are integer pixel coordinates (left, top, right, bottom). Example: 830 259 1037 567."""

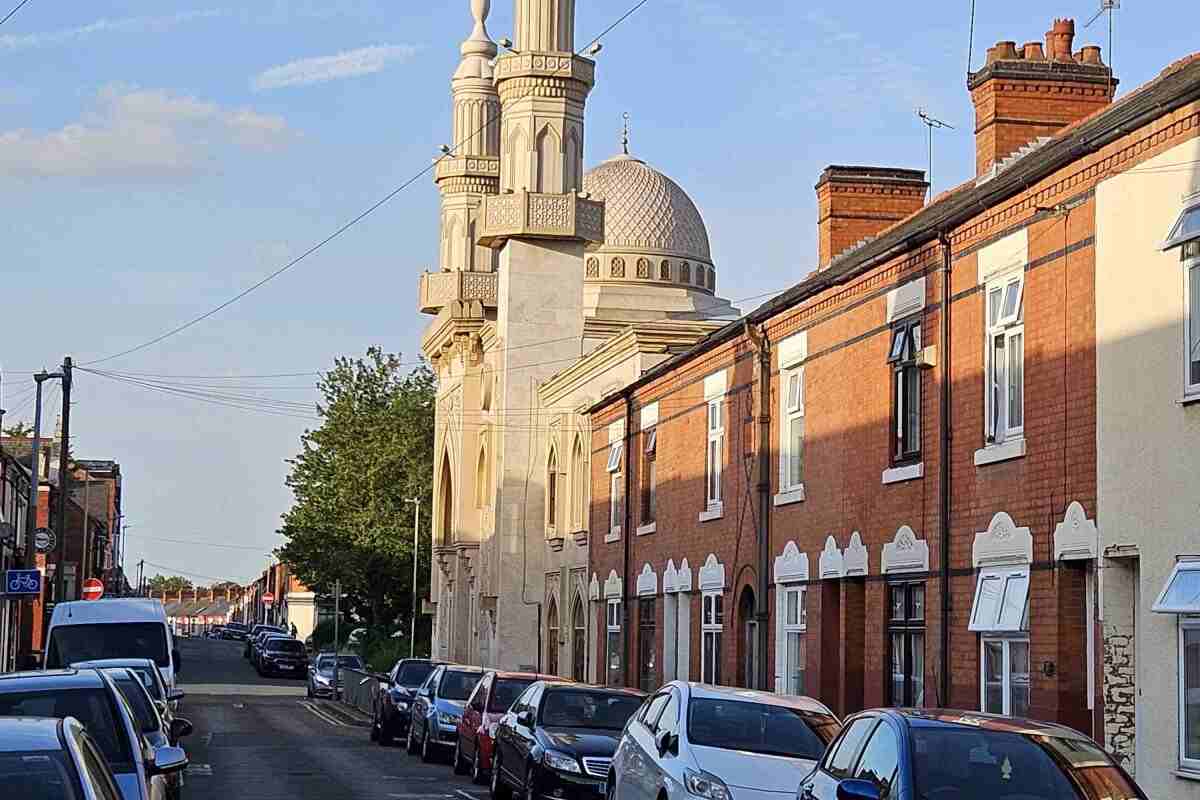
744 321 773 692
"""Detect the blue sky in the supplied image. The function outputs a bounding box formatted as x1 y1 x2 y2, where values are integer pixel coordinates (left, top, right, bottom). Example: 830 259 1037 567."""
0 0 1194 584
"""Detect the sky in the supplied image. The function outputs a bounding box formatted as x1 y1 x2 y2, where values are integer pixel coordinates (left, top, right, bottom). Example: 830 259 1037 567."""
0 0 1195 585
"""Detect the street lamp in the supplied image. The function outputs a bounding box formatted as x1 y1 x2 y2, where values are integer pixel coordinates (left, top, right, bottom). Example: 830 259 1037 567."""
405 498 422 658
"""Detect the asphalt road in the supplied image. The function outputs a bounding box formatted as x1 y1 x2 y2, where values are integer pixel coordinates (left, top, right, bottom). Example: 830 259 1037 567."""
176 637 490 800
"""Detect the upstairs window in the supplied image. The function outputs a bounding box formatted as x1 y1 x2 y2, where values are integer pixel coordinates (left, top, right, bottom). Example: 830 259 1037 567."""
780 367 805 491
888 319 922 463
546 449 559 531
985 273 1025 444
606 442 623 538
640 427 657 525
1184 241 1200 397
706 400 724 509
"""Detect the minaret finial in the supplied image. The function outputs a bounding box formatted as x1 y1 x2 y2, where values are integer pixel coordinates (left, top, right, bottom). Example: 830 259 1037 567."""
621 112 630 155
455 0 497 80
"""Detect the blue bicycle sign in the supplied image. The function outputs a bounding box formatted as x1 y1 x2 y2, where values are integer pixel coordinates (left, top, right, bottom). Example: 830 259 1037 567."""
5 569 41 596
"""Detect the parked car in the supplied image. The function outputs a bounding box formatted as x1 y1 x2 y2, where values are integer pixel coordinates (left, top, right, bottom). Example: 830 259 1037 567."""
243 625 285 658
105 668 194 800
610 683 840 800
454 670 556 783
44 598 182 691
490 681 646 800
256 637 308 678
221 622 250 641
206 626 225 639
371 658 439 745
307 652 366 699
0 716 127 799
0 669 188 800
72 658 185 716
796 708 1147 800
406 664 484 762
250 632 289 667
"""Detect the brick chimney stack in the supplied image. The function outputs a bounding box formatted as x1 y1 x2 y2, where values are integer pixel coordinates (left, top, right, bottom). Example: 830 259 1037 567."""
970 17 1116 177
816 166 929 269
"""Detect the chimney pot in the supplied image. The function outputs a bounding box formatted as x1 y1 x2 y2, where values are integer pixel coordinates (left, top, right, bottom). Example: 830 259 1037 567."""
1046 17 1076 62
1080 45 1103 65
1022 41 1045 60
995 41 1019 61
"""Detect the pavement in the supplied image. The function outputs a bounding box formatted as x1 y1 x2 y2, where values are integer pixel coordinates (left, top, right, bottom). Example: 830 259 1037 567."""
176 637 491 800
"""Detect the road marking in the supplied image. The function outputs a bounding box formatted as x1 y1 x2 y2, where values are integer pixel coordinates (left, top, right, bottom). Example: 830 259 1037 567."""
387 794 456 799
232 703 244 709
456 790 486 800
185 764 213 777
299 700 346 727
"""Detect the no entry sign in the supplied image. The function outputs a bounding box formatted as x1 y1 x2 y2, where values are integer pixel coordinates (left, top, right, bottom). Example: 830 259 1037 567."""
81 578 104 601
262 592 275 606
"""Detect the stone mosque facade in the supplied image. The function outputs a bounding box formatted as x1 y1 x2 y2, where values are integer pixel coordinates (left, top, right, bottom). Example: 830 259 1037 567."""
419 0 737 675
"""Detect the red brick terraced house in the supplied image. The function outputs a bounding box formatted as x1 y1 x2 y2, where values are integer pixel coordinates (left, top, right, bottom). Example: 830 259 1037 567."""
585 17 1200 769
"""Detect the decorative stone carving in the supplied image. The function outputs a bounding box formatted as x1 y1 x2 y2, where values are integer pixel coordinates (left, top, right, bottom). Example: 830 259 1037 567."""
819 535 845 579
973 511 1033 567
478 191 605 247
677 558 693 592
530 194 570 229
636 563 658 597
680 262 691 283
589 573 599 601
699 554 726 592
636 258 650 279
610 257 625 278
659 260 671 280
1054 500 1098 561
882 525 930 574
844 532 869 577
773 541 809 583
586 257 600 278
604 569 622 599
663 560 679 594
417 271 499 313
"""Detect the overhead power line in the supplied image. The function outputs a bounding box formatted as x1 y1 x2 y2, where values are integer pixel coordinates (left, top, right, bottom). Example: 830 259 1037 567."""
124 532 279 553
0 0 33 27
142 560 258 586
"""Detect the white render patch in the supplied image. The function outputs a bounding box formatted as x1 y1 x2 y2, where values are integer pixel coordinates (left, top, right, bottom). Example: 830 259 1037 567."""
703 370 727 400
882 525 930 574
844 531 869 577
977 228 1028 284
773 540 809 583
589 573 599 600
819 535 845 579
640 402 659 428
608 419 625 444
699 553 726 591
777 330 808 369
886 276 926 323
1054 501 1098 561
636 563 658 596
603 570 622 599
973 511 1033 567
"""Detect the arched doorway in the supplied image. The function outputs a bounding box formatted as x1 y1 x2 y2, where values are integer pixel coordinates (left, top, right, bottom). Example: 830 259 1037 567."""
547 596 560 675
572 595 586 681
738 586 758 689
439 451 454 544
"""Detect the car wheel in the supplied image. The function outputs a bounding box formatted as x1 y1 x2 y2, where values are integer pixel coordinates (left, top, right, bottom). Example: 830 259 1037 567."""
472 748 485 785
491 753 511 800
453 738 467 775
379 713 394 747
420 723 435 763
523 765 538 800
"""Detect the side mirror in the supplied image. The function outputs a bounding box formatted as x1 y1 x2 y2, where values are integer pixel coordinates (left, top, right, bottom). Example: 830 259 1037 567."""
169 718 194 740
835 780 881 800
154 701 169 718
149 745 189 776
168 688 185 703
654 729 677 757
517 710 535 729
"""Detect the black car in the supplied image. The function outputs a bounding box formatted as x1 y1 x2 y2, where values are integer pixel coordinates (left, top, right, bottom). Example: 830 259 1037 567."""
256 638 308 678
243 625 285 658
490 681 645 800
221 623 250 641
798 708 1147 800
372 658 438 745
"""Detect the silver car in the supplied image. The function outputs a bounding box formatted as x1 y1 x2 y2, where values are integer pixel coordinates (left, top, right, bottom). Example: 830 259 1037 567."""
609 683 841 800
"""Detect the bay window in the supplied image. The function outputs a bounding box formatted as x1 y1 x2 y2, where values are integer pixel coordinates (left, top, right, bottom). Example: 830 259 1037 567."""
970 565 1031 717
1151 559 1200 771
701 592 724 685
985 272 1025 444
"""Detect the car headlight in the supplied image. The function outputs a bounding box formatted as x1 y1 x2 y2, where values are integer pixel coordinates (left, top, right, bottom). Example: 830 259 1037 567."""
439 712 459 726
396 701 409 711
542 750 582 774
314 675 330 685
685 770 732 800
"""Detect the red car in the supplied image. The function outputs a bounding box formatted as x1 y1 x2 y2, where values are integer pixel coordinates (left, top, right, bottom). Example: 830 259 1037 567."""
453 670 558 784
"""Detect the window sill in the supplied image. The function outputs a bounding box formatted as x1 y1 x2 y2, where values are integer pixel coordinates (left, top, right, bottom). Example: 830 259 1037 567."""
605 528 621 543
1174 769 1200 783
698 504 724 523
773 486 806 506
974 438 1026 466
636 522 656 536
882 462 924 484
1181 391 1200 407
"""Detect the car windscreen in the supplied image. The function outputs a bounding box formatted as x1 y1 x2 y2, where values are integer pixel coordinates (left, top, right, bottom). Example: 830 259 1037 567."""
46 623 170 669
317 656 363 673
0 750 81 800
540 690 643 730
128 667 163 701
0 689 134 772
911 727 1127 800
439 671 480 701
265 640 305 655
396 662 435 688
686 698 833 760
110 674 158 735
226 623 248 631
489 679 535 713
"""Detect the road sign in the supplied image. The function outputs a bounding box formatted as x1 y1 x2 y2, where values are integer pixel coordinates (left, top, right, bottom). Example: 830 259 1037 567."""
81 578 104 601
262 592 275 606
34 528 55 552
5 569 41 596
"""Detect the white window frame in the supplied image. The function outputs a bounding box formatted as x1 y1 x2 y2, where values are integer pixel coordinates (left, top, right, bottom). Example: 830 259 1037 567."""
984 271 1025 445
980 636 1031 716
701 591 723 685
779 367 806 494
1184 243 1200 399
968 565 1030 633
1153 560 1200 614
606 443 623 541
606 599 622 687
1179 620 1200 772
705 399 724 512
780 585 807 696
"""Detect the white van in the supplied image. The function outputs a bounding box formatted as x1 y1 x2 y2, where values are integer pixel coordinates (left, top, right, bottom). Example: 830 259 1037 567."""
43 598 180 689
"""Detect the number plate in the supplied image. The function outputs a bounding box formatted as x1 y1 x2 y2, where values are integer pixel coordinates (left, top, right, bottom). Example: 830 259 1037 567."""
596 782 607 797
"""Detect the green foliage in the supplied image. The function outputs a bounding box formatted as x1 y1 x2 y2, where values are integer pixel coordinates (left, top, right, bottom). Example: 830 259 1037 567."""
1 422 33 439
277 348 435 630
147 574 193 592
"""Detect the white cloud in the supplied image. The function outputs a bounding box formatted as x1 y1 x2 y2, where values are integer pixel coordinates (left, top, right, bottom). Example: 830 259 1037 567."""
0 84 293 180
252 44 420 91
0 10 224 51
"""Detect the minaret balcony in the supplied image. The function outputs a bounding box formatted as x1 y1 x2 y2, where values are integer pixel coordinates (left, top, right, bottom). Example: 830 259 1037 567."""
493 51 596 101
418 269 499 314
478 191 604 248
435 155 500 183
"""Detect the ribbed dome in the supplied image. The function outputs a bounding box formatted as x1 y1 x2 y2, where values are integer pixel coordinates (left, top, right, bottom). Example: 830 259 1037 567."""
583 154 712 263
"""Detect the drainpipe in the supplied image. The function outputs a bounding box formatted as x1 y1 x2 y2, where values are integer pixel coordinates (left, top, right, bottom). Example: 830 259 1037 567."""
745 321 773 691
622 392 635 688
937 232 954 707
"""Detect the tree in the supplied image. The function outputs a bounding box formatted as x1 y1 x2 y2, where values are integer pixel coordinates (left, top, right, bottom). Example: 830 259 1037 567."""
277 348 434 630
2 422 33 439
147 574 193 593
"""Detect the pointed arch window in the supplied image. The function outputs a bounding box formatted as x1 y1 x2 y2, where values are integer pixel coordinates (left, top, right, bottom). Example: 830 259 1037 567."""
547 447 559 532
476 441 490 509
571 436 587 531
547 595 560 675
572 595 587 681
438 451 454 545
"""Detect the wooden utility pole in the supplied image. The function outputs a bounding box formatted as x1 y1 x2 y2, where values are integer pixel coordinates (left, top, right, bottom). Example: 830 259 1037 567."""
53 357 72 604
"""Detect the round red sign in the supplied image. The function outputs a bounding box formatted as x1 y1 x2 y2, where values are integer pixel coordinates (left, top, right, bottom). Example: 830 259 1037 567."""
81 578 105 601
262 592 275 606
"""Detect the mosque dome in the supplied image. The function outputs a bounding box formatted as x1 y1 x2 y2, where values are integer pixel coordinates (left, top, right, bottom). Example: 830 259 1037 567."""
582 153 717 294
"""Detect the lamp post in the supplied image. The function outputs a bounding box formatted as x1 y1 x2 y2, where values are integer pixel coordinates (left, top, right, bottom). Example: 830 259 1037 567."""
405 497 421 658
